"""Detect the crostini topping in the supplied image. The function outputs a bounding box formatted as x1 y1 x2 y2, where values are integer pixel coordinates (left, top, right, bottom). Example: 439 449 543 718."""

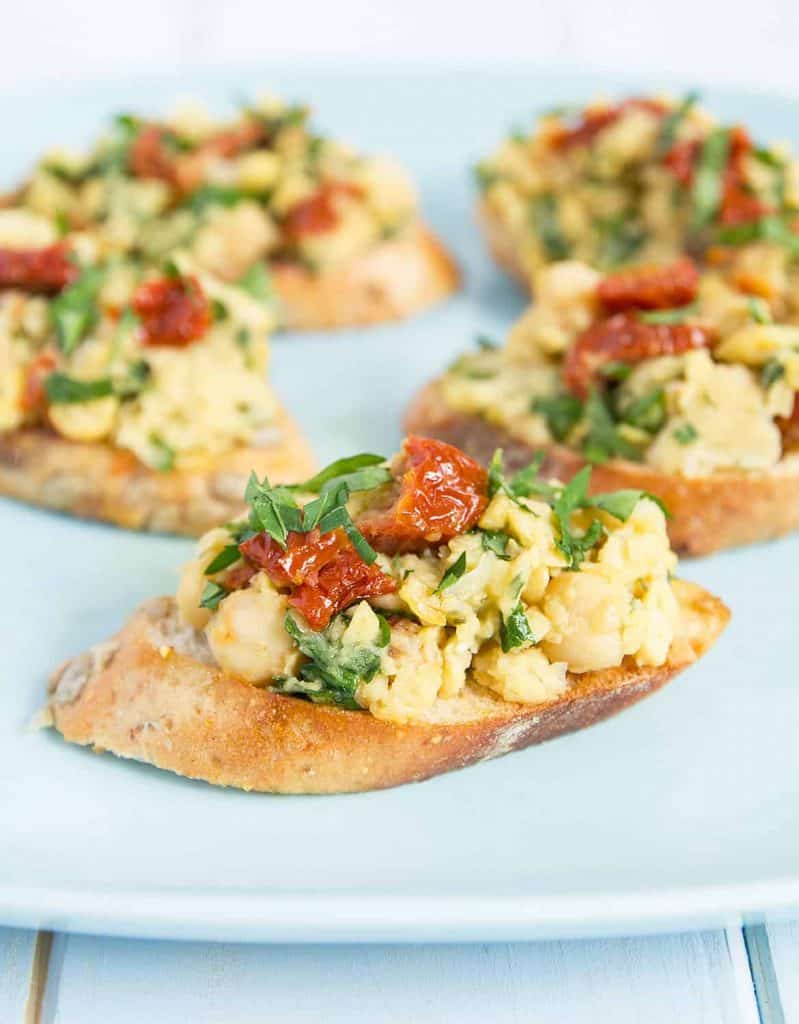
178 440 681 724
444 251 799 474
597 259 700 313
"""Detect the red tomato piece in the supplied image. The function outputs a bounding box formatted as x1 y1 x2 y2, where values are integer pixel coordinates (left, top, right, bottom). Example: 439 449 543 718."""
357 437 489 555
282 182 363 240
551 98 665 151
203 121 265 159
597 258 700 313
0 243 77 294
20 351 58 412
128 125 179 184
239 528 397 631
778 395 799 451
663 138 700 186
132 275 210 347
563 313 712 398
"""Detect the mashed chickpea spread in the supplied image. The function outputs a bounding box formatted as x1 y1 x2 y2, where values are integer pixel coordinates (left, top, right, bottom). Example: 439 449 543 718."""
14 95 418 282
178 437 680 725
0 210 278 469
477 93 799 283
443 257 799 477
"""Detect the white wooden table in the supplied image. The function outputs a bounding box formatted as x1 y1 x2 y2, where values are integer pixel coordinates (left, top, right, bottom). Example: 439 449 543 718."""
2 922 795 1022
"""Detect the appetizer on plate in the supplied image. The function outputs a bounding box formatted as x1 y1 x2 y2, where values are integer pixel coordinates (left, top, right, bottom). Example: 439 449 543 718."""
0 212 313 534
9 96 459 329
476 93 799 288
45 437 728 793
407 256 799 555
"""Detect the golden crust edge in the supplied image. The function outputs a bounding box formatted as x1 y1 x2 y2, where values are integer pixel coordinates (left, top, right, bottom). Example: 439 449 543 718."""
0 401 316 536
46 581 728 794
405 379 799 556
271 222 460 330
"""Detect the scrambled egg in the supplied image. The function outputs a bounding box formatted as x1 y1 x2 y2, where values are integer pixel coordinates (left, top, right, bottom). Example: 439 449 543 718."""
178 488 679 725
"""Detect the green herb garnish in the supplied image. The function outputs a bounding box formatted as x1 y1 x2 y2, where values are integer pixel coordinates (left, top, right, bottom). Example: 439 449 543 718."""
51 265 104 355
748 297 772 324
531 193 570 259
619 389 667 433
481 529 512 560
204 545 242 576
436 551 467 593
674 422 699 445
761 359 785 388
199 581 227 611
638 303 698 325
43 373 113 404
692 127 731 228
582 391 642 464
533 393 583 441
655 91 699 157
149 434 176 472
237 262 273 302
294 453 389 495
500 603 536 652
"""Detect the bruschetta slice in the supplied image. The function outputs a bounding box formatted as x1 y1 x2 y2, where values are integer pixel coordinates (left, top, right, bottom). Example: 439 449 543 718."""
12 97 459 329
0 216 314 533
406 257 799 555
476 93 799 289
45 437 728 793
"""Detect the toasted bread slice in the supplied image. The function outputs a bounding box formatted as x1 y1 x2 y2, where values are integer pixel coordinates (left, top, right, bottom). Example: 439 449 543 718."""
45 580 727 794
272 224 459 330
406 381 799 556
477 198 532 293
0 402 315 536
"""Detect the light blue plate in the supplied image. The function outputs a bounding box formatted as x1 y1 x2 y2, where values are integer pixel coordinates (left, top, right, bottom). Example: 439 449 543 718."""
1 67 798 942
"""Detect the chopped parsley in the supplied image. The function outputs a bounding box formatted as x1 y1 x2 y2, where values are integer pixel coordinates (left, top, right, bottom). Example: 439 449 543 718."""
674 422 699 445
199 581 227 612
595 214 647 269
148 434 176 472
748 297 772 325
435 551 467 593
500 603 536 652
761 359 785 388
691 127 731 228
480 529 512 560
50 265 104 355
189 185 247 213
599 361 632 382
531 193 570 260
294 453 390 495
237 262 273 302
44 373 113 404
474 163 500 190
618 389 667 433
275 613 383 709
655 91 699 158
204 545 242 576
582 391 642 464
533 393 583 441
638 303 698 325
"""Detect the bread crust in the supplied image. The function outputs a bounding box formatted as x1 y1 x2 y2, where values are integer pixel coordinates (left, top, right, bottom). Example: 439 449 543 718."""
405 381 799 556
0 402 315 536
272 223 459 330
46 580 727 794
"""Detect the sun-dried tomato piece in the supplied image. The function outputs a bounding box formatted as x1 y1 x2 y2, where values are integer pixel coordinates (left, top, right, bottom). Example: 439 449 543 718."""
240 528 397 631
0 243 77 294
203 120 265 159
719 127 770 226
357 437 489 555
20 351 58 412
282 182 363 240
563 313 712 398
663 138 700 186
225 561 258 592
128 125 179 184
551 98 665 151
597 258 700 313
132 274 210 347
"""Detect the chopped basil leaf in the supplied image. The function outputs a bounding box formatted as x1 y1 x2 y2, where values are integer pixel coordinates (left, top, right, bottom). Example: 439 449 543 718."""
587 488 666 520
149 434 176 472
476 334 499 351
162 258 181 279
748 297 772 324
54 210 70 237
435 551 467 593
237 263 273 302
692 128 731 228
481 529 512 560
552 466 604 569
531 193 570 259
245 471 296 548
279 613 380 709
619 389 667 433
204 545 242 576
595 214 647 269
582 391 641 464
189 185 247 212
638 303 698 325
474 163 500 190
296 453 387 494
500 603 536 653
50 265 104 355
44 373 113 404
199 581 227 611
674 422 699 445
599 361 632 382
113 359 151 399
761 359 785 388
655 91 699 157
211 298 229 322
533 393 583 441
376 614 391 648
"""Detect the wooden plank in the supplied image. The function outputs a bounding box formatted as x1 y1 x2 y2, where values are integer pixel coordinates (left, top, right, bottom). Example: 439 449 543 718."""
0 928 39 1023
766 921 799 1022
52 930 752 1024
